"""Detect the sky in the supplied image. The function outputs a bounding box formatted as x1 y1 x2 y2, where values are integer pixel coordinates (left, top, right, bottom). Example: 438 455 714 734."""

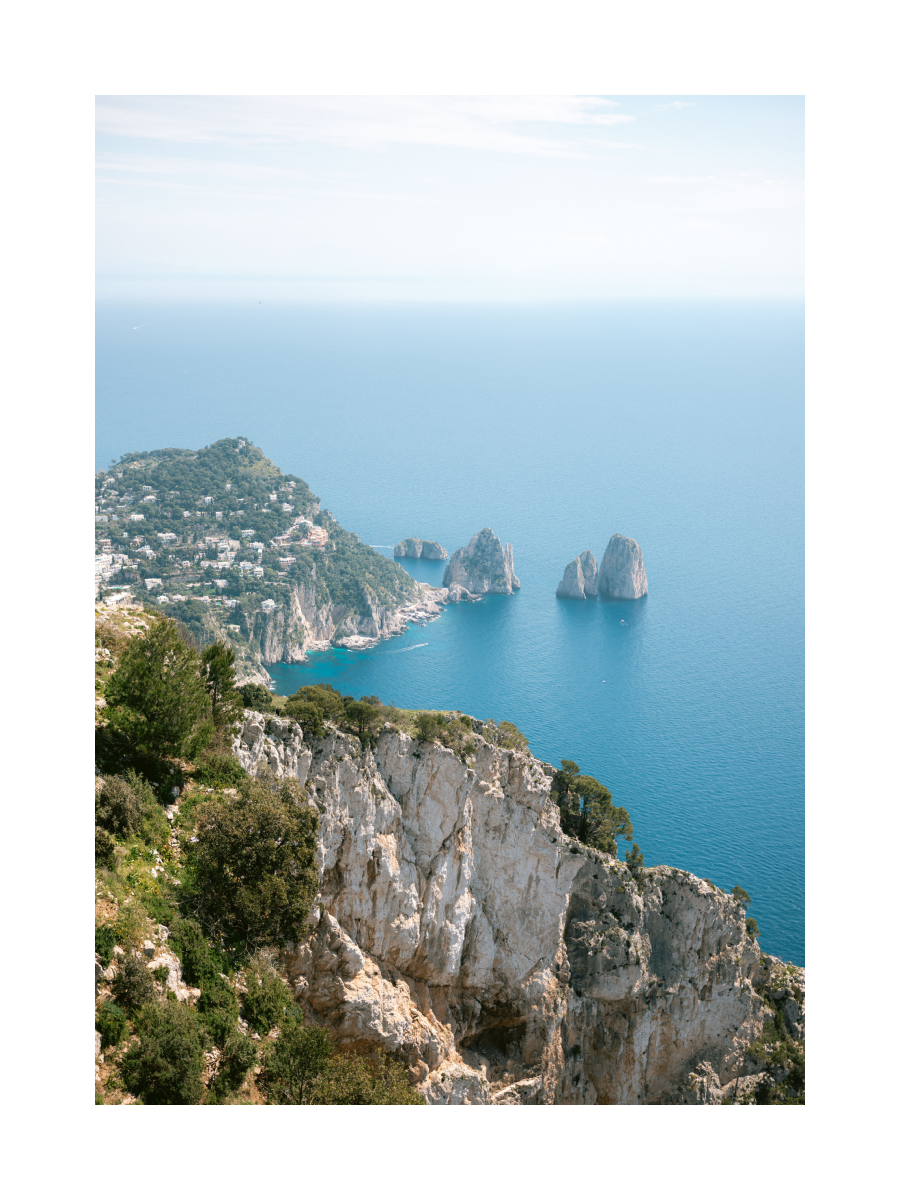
96 95 803 303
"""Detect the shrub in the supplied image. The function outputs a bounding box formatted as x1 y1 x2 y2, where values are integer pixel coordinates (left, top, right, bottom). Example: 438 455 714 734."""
95 923 118 967
187 774 318 949
746 917 760 940
238 682 273 712
243 958 296 1034
120 998 206 1105
414 711 445 743
626 844 645 869
209 1032 257 1101
95 827 117 870
262 1019 332 1105
282 701 324 738
96 770 168 846
112 900 148 950
192 751 247 789
732 885 752 907
96 1001 127 1048
95 774 144 838
111 953 157 1015
197 974 240 1048
312 1050 425 1105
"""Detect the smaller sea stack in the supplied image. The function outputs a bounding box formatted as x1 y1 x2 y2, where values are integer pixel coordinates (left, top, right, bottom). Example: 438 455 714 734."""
556 550 600 599
394 538 448 560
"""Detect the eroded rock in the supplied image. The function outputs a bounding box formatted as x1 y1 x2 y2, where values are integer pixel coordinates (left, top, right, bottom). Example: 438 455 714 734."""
442 528 520 595
598 534 648 599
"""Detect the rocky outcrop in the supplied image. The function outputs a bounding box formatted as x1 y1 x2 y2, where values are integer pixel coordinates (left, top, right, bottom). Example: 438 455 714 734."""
442 528 520 596
598 535 648 599
236 718 800 1104
394 538 448 560
444 584 479 604
234 583 448 686
232 711 312 783
556 550 600 599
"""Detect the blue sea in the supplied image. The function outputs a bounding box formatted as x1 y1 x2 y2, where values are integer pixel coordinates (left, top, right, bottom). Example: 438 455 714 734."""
96 300 804 965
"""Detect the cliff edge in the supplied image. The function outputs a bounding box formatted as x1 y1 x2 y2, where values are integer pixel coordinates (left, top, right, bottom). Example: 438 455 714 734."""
232 713 803 1104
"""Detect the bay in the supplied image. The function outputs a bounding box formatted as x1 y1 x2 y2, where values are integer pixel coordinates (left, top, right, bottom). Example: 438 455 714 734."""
96 300 804 964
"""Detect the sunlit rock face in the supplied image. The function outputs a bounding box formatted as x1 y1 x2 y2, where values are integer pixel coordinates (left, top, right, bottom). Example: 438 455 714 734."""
597 535 648 599
442 528 520 595
237 716 798 1104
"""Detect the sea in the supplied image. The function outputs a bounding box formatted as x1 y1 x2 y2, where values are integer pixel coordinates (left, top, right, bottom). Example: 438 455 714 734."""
96 300 805 965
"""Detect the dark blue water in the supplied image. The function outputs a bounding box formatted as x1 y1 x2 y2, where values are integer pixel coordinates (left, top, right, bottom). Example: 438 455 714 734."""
96 301 804 964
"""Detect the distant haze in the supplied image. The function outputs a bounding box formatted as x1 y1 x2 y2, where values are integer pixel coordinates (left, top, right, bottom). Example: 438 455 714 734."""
96 95 803 304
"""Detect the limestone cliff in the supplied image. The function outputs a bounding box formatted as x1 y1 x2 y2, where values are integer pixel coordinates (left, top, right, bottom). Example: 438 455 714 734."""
233 582 447 685
442 528 520 595
556 550 600 599
598 534 648 600
233 713 802 1104
394 538 448 560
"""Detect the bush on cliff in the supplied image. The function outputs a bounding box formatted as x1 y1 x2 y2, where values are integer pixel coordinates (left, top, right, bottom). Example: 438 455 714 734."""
282 700 325 738
104 618 213 759
96 1001 127 1048
551 761 634 857
238 682 274 712
111 953 157 1015
192 751 247 789
95 770 167 845
119 998 206 1105
243 957 297 1034
95 827 117 870
185 775 318 950
261 1017 423 1105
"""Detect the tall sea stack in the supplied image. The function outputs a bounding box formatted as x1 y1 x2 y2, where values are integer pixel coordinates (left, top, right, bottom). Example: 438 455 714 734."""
443 528 520 595
598 534 648 599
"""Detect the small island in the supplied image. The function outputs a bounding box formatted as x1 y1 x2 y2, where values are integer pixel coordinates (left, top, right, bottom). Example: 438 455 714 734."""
394 537 448 560
443 528 520 595
556 550 600 599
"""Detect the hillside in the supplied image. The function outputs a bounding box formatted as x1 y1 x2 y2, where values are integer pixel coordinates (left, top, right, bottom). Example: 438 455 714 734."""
94 607 804 1105
95 438 429 683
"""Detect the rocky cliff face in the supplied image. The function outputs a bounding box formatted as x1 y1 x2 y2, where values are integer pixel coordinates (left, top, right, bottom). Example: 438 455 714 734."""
234 715 802 1104
442 528 520 595
394 538 448 560
598 535 648 600
556 550 600 599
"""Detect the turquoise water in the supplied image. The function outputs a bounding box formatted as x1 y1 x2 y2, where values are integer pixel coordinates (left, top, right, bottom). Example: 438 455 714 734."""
96 301 804 964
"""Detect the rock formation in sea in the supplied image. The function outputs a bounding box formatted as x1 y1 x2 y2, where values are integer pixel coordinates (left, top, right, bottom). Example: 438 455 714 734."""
394 537 448 560
231 712 805 1104
556 550 600 599
598 534 648 599
442 528 520 595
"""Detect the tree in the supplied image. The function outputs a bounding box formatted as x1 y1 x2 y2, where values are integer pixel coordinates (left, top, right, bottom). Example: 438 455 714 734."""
626 843 645 869
313 1049 425 1105
282 700 324 738
119 998 206 1105
105 618 211 758
732 885 752 907
414 711 446 742
188 774 319 949
263 1019 332 1105
344 700 382 747
238 682 273 712
200 642 244 732
745 917 760 940
553 764 634 857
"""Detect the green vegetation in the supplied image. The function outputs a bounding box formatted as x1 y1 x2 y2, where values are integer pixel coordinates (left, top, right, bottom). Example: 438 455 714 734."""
120 999 206 1105
105 619 212 759
96 439 420 669
242 958 298 1035
238 682 275 711
550 760 635 857
261 1016 424 1105
96 1001 127 1048
745 917 760 940
731 885 752 906
185 775 319 951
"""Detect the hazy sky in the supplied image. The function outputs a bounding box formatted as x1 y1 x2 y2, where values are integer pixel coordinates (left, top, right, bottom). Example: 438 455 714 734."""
96 95 803 302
